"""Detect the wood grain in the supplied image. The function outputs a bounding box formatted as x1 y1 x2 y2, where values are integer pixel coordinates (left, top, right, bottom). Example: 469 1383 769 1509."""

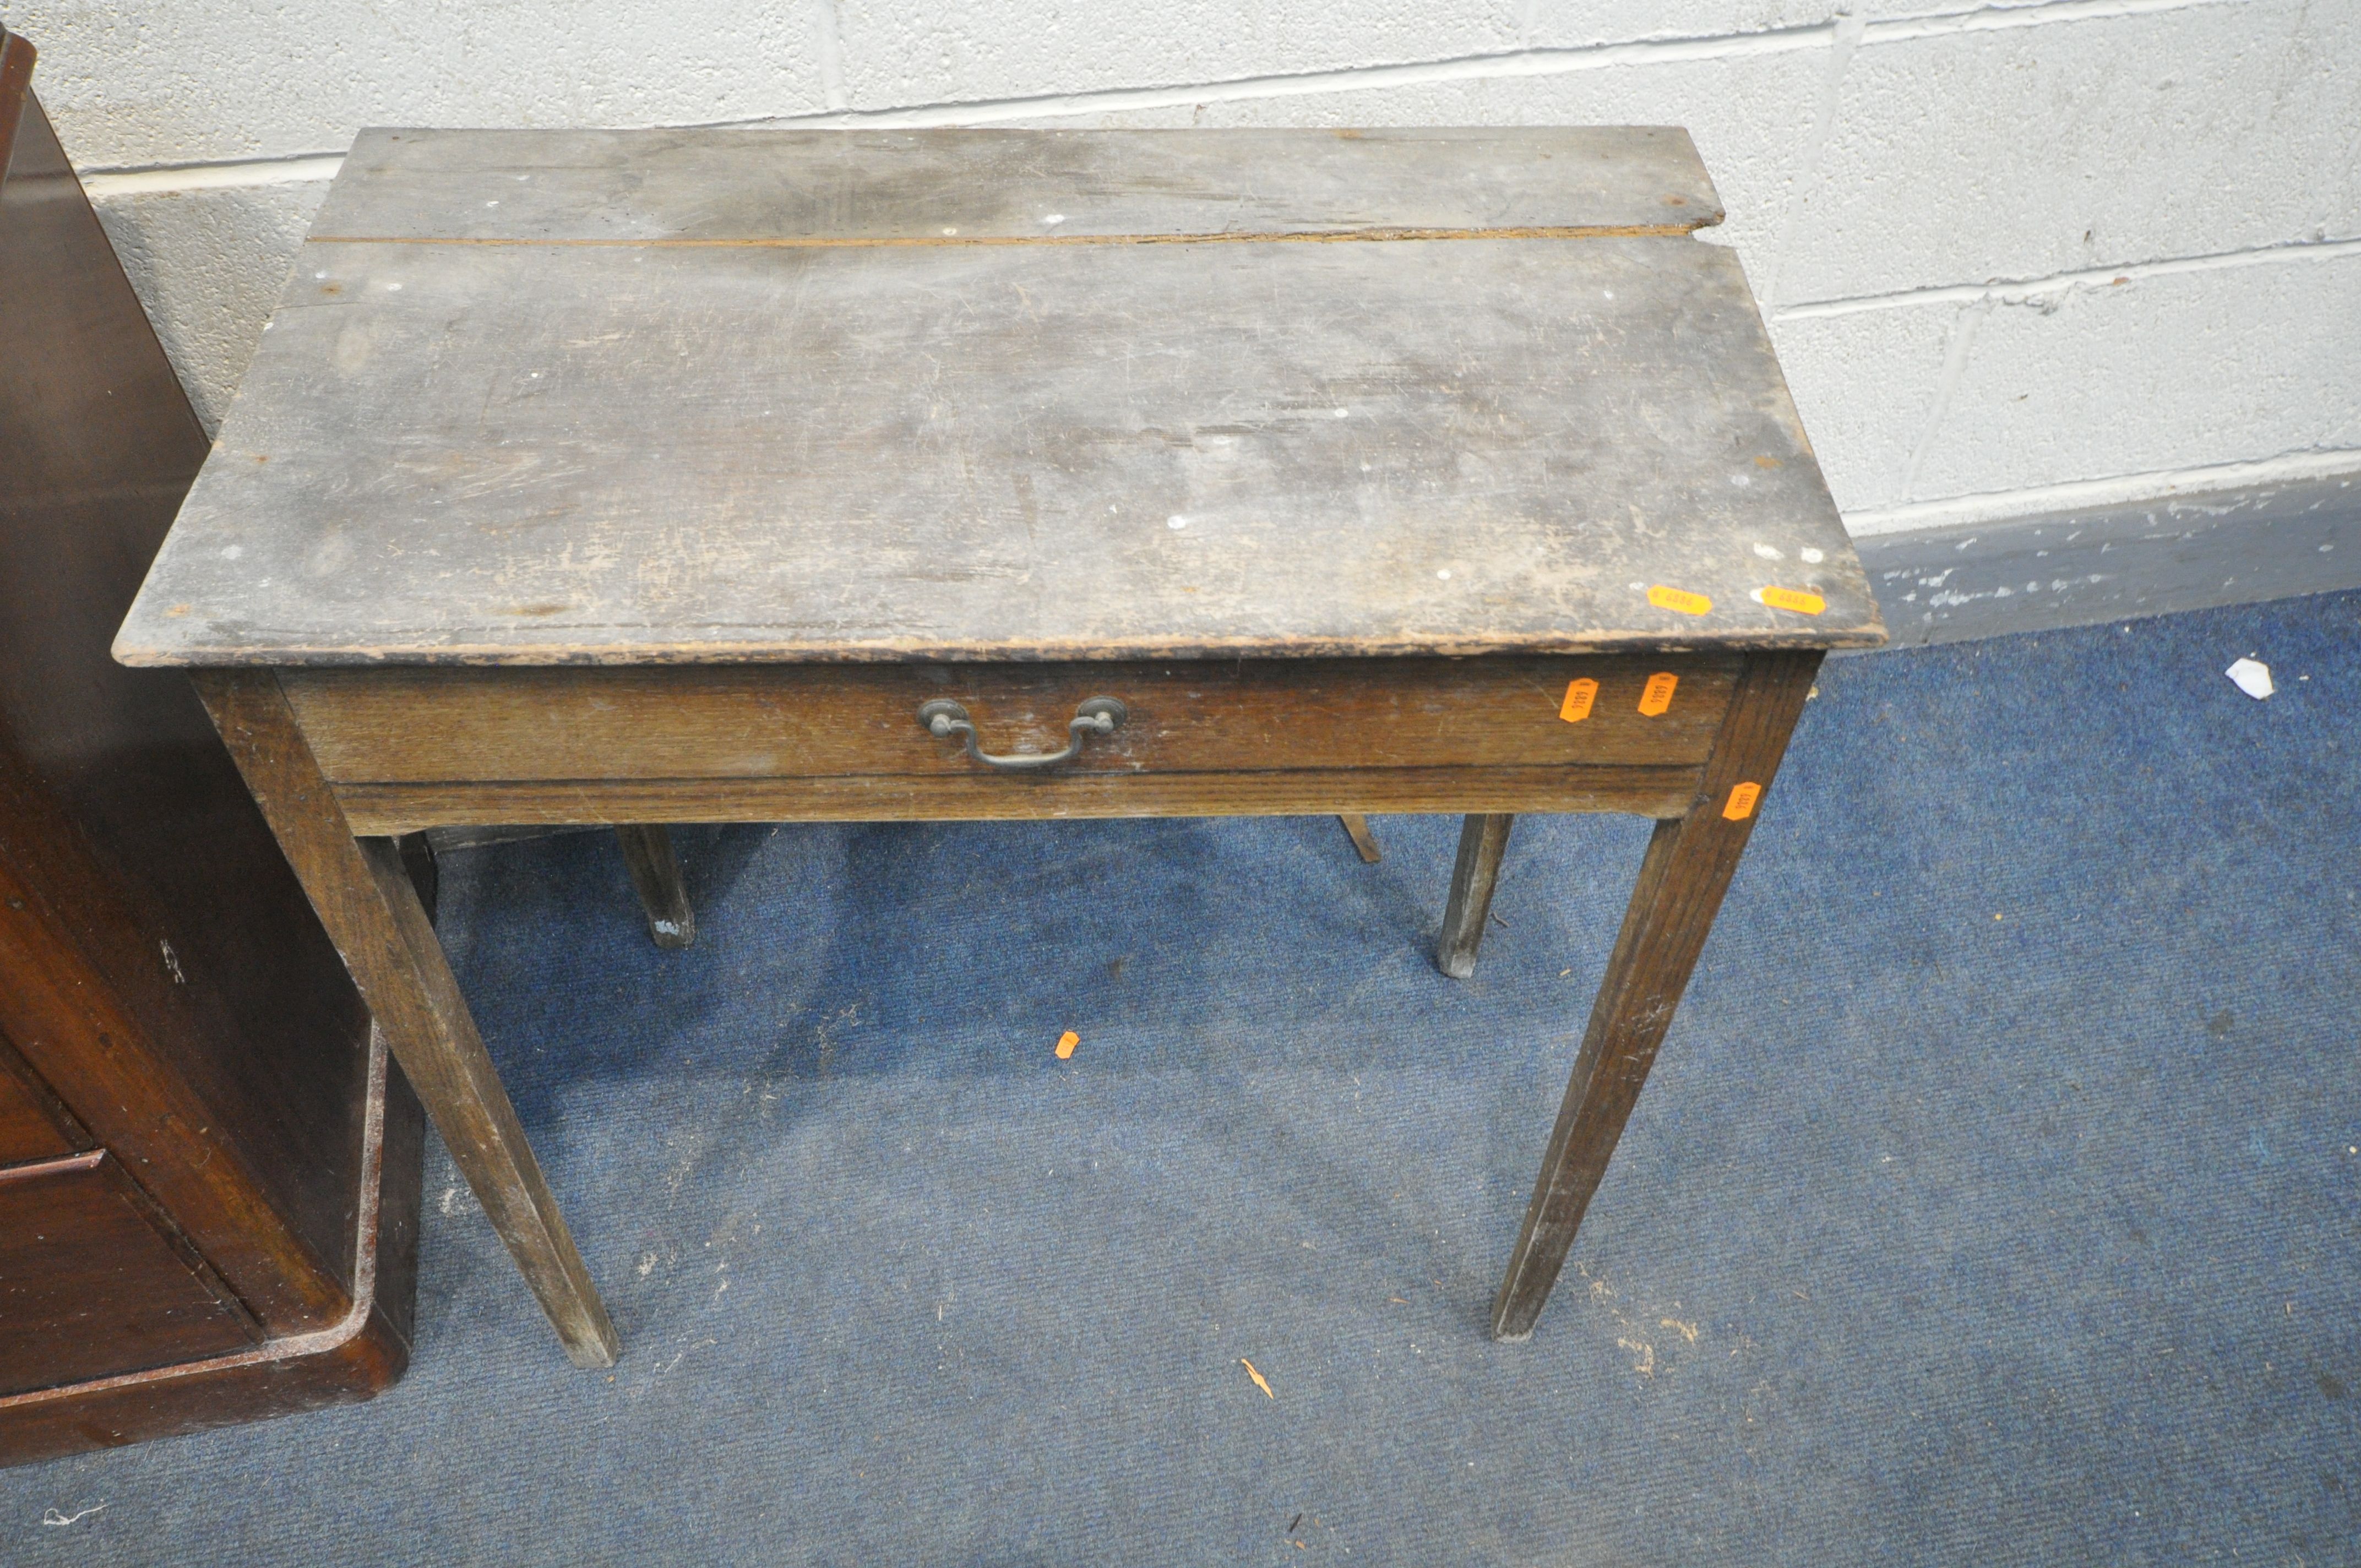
0 1032 82 1165
1437 813 1515 980
0 1151 260 1395
1489 649 1823 1340
309 127 1724 244
1337 813 1383 863
281 657 1738 785
1 1025 425 1464
614 825 695 949
330 766 1705 835
117 134 1877 668
194 669 618 1368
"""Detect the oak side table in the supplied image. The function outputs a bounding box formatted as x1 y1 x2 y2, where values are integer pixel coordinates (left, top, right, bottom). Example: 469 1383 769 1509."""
117 127 1884 1368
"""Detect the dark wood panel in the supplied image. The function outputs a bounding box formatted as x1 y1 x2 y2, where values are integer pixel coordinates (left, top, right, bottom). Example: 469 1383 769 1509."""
0 1032 425 1465
0 79 374 1333
0 1151 260 1395
0 1031 81 1165
282 656 1739 787
333 764 1707 835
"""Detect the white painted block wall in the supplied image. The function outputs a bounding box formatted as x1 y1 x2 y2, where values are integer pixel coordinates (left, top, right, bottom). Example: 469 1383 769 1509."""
9 0 2357 535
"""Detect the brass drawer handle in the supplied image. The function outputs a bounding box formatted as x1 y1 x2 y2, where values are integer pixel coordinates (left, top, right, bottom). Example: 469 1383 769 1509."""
917 696 1127 773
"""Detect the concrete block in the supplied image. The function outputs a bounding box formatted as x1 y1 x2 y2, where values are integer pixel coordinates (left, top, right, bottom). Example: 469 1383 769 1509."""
1766 305 1956 515
91 177 330 433
1907 252 2361 501
12 1 830 169
1787 0 2361 303
834 1 1524 110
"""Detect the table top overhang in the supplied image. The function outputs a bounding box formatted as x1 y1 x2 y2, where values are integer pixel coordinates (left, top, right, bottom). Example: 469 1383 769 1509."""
116 127 1884 667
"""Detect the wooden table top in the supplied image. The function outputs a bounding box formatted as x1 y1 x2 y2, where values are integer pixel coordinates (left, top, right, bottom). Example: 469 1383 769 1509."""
116 127 1883 668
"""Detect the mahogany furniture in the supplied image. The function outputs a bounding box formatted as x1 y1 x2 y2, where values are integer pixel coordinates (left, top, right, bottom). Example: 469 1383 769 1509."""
116 126 1883 1366
0 31 423 1463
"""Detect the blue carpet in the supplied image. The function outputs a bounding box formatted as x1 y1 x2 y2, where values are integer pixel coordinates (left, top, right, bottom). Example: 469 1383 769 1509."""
8 592 2358 1565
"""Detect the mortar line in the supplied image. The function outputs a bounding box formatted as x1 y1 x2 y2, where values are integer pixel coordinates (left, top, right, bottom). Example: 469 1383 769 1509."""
812 0 850 112
1760 7 1863 312
1776 236 2361 319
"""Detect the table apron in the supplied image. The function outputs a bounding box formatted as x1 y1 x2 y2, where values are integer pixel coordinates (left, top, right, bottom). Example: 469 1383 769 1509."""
328 764 1706 833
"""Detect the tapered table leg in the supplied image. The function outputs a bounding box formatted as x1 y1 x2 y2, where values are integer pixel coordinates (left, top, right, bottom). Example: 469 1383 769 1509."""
1337 813 1383 864
1490 651 1820 1341
195 670 620 1368
614 825 695 949
1437 813 1514 979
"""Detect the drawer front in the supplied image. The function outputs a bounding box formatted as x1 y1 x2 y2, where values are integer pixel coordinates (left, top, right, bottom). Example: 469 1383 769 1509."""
0 1152 260 1395
286 655 1739 786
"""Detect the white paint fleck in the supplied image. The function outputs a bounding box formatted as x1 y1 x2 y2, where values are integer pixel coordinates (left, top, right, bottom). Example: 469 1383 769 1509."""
1728 472 1753 487
1753 542 1783 560
314 270 327 279
1603 289 1615 300
1436 569 1452 580
1333 407 1351 418
1360 462 1372 472
1042 213 1065 225
1799 546 1825 563
485 199 499 207
941 226 959 235
220 544 243 559
385 281 402 291
1167 515 1188 529
2226 657 2274 699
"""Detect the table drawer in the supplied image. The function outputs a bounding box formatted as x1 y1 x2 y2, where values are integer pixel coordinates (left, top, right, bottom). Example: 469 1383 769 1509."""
280 655 1739 830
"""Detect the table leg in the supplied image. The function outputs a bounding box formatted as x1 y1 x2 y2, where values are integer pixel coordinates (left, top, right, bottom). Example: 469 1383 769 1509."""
1437 813 1514 979
1336 813 1383 863
1489 651 1820 1341
194 671 620 1368
614 825 695 949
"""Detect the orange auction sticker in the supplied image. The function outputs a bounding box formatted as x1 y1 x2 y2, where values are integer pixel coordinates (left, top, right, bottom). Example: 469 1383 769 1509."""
1638 672 1679 716
1760 585 1826 615
1647 585 1712 616
1560 677 1599 722
1722 782 1762 820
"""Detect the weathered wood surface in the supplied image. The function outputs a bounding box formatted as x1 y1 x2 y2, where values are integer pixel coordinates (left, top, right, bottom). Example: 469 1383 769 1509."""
614 825 695 949
117 131 1878 668
193 670 618 1368
279 656 1739 785
328 766 1706 836
1437 813 1515 980
310 127 1724 244
1489 649 1822 1340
